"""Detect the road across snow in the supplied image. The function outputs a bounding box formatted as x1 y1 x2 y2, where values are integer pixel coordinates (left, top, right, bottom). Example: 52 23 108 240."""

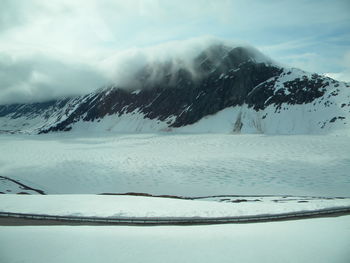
0 133 350 197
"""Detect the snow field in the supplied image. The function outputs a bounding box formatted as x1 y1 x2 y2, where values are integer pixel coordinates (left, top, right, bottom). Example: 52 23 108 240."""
0 133 350 197
1 216 350 263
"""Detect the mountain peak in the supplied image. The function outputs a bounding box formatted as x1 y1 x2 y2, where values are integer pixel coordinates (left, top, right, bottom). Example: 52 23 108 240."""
1 38 349 135
125 41 274 90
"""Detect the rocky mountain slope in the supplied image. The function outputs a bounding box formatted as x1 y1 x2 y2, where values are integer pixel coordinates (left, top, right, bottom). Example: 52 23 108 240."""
0 43 349 134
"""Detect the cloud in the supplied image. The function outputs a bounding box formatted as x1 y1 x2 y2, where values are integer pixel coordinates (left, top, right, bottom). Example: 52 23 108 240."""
100 37 243 86
0 0 349 104
0 52 107 104
100 36 273 89
325 72 350 82
0 0 33 31
325 51 350 82
0 35 267 104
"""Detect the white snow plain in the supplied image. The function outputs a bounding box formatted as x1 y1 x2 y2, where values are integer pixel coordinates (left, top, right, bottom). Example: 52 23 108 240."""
1 133 350 263
0 133 350 197
1 216 350 263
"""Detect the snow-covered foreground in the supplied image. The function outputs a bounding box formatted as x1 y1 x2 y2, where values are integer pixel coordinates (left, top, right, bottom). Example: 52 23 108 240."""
1 216 350 263
1 133 349 263
1 133 350 197
1 194 349 218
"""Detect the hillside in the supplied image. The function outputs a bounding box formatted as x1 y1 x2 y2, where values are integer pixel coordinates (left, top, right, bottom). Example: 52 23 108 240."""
0 43 349 135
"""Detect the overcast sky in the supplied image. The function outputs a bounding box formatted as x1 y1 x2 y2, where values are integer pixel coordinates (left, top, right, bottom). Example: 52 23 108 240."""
0 0 349 104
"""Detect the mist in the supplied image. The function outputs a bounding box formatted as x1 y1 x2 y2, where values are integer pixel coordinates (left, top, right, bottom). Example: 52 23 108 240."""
0 52 108 104
0 36 267 104
100 37 259 89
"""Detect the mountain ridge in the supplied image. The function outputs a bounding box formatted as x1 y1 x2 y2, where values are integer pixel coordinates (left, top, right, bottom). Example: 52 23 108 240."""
0 44 349 135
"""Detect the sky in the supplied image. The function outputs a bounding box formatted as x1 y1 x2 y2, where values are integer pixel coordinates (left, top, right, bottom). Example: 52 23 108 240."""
0 0 349 104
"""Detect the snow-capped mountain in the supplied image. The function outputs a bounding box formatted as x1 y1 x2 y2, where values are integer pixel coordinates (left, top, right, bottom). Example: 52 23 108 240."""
0 43 349 134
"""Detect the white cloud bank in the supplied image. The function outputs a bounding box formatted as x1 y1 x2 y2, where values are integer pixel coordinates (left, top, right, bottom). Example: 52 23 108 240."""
0 35 267 104
0 52 107 104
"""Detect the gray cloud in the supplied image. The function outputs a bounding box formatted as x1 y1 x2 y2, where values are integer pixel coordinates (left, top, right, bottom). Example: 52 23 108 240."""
0 52 107 104
0 0 28 31
100 36 271 89
326 51 350 82
0 36 268 104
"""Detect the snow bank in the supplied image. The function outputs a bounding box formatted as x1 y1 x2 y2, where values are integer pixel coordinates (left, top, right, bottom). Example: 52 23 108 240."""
1 195 349 218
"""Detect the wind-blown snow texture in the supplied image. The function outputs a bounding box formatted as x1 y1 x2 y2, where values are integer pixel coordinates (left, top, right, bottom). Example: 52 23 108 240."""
0 44 349 135
1 134 349 197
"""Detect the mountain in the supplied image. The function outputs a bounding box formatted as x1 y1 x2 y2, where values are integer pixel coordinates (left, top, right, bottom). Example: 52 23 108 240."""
0 43 349 135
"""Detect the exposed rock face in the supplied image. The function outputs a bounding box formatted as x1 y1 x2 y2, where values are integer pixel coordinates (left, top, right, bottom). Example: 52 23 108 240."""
0 44 349 134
